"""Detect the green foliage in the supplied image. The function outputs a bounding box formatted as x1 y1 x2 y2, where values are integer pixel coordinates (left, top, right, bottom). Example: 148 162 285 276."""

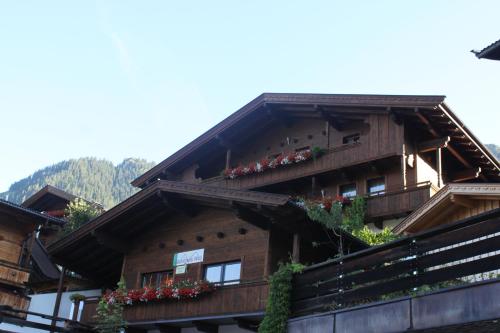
0 157 155 208
61 198 102 236
342 197 365 233
352 226 399 245
306 196 398 246
69 293 86 302
95 277 127 333
259 262 304 333
306 201 343 230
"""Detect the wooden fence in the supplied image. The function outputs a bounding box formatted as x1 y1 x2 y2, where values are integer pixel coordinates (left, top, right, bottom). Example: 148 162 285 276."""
292 208 500 316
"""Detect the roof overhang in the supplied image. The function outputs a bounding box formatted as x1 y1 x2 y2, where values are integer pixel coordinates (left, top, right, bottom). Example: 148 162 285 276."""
393 183 500 234
22 185 103 211
47 180 367 283
131 93 499 187
0 198 65 227
472 39 500 60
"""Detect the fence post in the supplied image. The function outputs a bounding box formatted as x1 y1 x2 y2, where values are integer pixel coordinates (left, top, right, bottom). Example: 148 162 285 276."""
409 239 419 293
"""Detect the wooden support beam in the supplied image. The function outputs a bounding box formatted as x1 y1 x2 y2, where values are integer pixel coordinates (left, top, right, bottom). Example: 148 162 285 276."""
450 194 475 209
317 106 342 130
415 109 473 169
292 233 301 263
401 144 407 189
225 149 232 169
418 136 450 153
236 318 260 332
437 147 443 187
450 167 482 182
91 230 129 253
193 321 218 333
156 324 181 333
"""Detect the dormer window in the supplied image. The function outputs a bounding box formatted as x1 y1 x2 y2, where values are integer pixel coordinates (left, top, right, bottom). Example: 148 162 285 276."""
343 133 360 145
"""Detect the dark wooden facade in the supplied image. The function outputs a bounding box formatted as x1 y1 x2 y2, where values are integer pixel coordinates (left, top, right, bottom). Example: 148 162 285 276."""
47 93 499 332
0 199 64 314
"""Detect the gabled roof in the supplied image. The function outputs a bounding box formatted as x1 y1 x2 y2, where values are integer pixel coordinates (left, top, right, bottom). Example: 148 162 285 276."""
0 198 65 226
132 93 499 187
22 185 103 211
393 183 500 234
472 38 500 60
47 180 367 282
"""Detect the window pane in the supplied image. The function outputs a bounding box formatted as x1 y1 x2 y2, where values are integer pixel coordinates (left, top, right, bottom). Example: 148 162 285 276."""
340 183 357 198
343 133 360 144
205 265 222 283
368 178 385 194
223 262 241 282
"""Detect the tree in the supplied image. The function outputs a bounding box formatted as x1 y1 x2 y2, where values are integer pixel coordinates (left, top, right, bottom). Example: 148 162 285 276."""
61 198 102 236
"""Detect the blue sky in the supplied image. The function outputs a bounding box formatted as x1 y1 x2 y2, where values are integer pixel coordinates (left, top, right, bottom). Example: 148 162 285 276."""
1 1 499 191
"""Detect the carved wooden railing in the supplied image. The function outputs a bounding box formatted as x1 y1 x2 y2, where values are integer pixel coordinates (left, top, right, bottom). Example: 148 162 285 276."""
365 181 435 218
80 280 269 324
0 260 30 287
291 208 500 317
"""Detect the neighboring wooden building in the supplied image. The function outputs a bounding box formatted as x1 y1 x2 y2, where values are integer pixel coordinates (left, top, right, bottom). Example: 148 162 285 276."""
47 93 499 332
393 183 500 234
0 198 64 313
472 38 500 61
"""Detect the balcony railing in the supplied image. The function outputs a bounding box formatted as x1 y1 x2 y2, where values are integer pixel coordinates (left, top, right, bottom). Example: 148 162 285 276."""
291 208 500 317
0 260 30 287
203 143 400 190
80 280 268 324
365 181 437 218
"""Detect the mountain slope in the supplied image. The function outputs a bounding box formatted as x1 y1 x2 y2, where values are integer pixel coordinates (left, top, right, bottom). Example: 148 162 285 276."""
0 158 155 208
486 144 500 161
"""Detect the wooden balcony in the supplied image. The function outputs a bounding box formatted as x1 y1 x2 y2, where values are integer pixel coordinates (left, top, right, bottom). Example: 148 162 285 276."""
365 182 437 218
0 260 30 287
0 289 30 314
81 280 268 324
203 143 400 190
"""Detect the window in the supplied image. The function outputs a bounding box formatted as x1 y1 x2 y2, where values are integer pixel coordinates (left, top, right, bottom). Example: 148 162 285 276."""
367 177 386 195
204 261 241 286
141 270 173 288
342 133 360 145
339 183 357 198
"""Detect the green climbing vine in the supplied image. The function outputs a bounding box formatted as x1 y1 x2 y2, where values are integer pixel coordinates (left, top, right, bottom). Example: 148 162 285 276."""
258 262 304 333
304 196 398 247
94 277 127 333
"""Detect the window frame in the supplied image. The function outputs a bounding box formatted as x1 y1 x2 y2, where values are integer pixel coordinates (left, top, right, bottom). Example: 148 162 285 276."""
342 133 361 145
367 177 386 196
141 269 174 288
339 182 357 198
204 260 242 286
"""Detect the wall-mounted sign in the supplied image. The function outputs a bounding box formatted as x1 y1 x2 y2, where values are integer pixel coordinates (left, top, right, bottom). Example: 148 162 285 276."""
173 248 204 266
175 265 187 275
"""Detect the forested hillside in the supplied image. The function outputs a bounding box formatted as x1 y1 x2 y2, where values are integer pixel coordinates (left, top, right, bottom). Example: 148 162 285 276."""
486 144 500 161
0 158 155 208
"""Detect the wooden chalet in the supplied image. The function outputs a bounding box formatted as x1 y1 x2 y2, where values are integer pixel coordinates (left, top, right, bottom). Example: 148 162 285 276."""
393 183 500 234
46 93 499 332
0 198 64 314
